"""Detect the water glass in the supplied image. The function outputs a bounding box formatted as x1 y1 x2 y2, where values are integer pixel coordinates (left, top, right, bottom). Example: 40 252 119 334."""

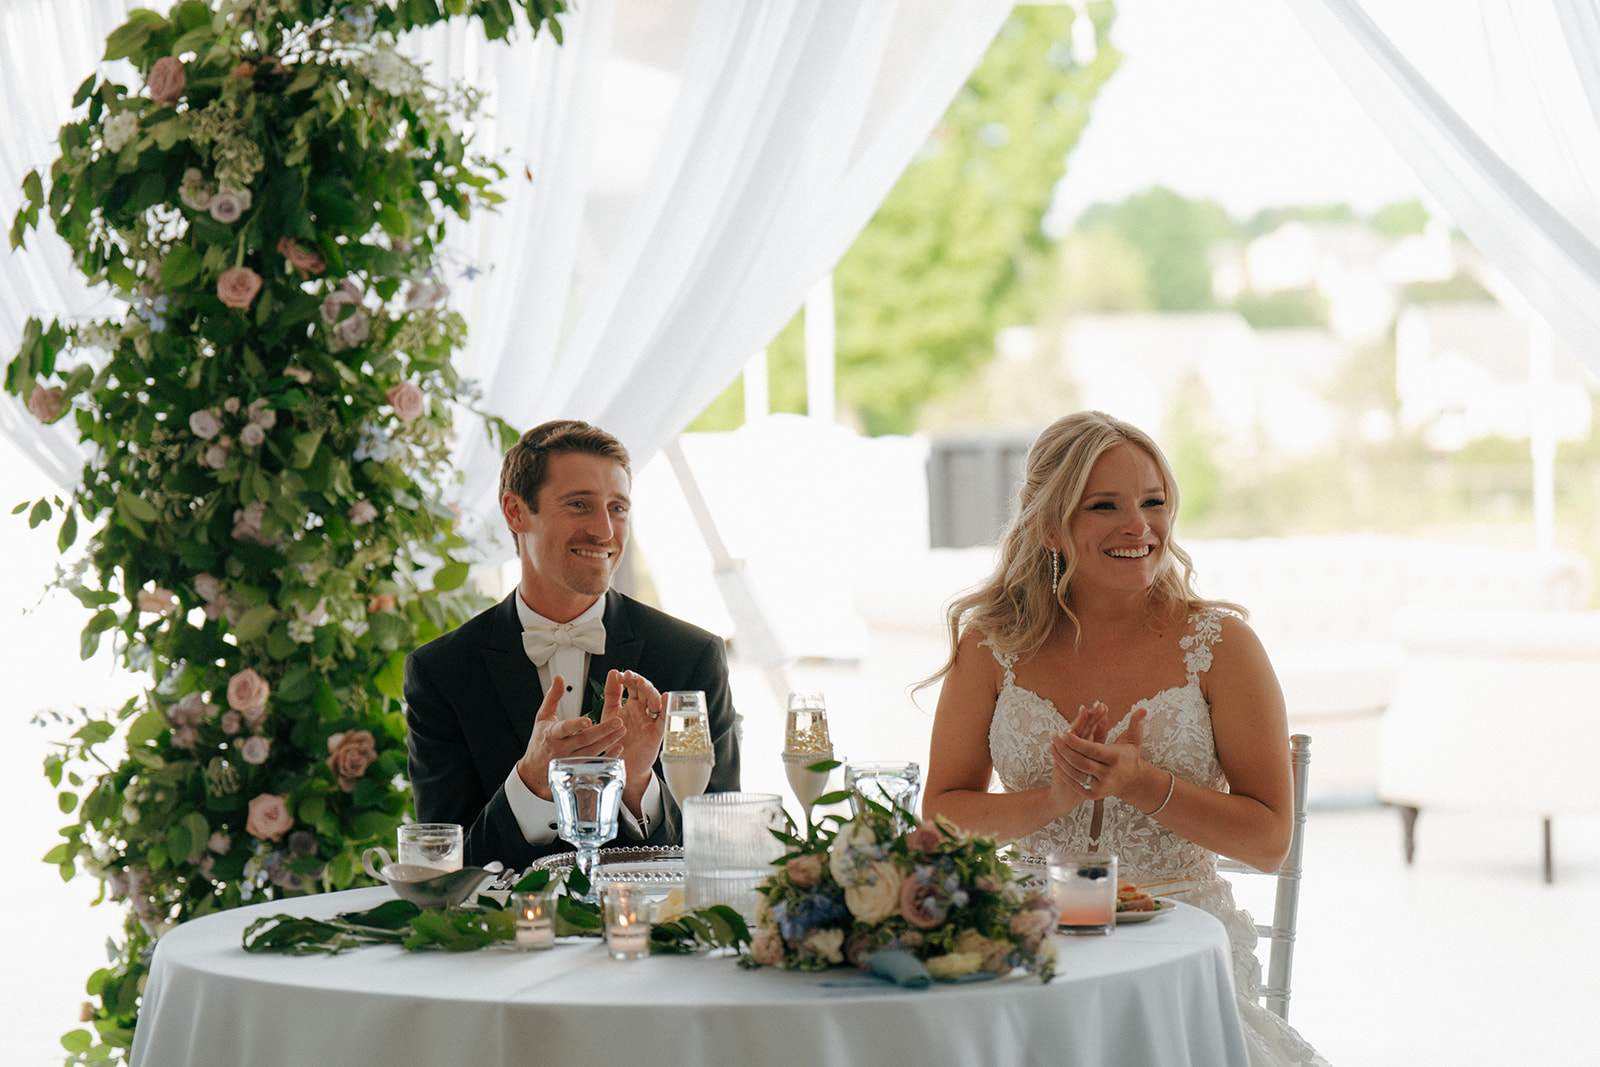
397 823 464 872
845 761 922 830
1049 851 1117 936
682 792 785 923
604 882 651 960
549 756 626 902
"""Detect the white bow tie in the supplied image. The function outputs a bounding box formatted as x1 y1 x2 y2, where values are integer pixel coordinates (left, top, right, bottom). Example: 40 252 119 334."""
521 616 607 666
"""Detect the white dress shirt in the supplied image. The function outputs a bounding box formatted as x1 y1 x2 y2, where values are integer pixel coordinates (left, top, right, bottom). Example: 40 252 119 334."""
502 592 663 846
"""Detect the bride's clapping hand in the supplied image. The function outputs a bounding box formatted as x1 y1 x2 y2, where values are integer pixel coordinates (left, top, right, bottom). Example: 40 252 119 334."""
1052 705 1149 801
1049 701 1110 811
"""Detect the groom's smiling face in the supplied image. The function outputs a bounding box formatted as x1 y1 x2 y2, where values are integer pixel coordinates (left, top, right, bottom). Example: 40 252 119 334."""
511 451 631 621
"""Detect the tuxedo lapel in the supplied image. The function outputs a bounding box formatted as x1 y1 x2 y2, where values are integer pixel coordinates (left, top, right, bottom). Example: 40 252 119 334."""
588 590 644 707
481 593 545 743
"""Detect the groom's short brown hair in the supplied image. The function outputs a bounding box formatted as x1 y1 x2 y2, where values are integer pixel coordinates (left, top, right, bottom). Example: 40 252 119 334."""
498 420 631 520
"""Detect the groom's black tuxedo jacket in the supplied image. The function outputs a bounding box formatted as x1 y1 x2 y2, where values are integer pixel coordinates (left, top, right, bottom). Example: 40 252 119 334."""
404 589 741 869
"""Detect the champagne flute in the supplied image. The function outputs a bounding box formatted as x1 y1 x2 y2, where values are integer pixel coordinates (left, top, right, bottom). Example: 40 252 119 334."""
548 756 626 903
782 691 834 821
660 690 715 801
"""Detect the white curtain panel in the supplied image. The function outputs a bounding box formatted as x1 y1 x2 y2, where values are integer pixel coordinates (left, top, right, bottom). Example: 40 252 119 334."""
445 0 1015 520
1285 0 1600 376
0 0 139 485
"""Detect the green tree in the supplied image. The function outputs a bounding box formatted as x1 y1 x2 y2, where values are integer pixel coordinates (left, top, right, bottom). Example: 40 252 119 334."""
1076 185 1232 312
694 3 1122 436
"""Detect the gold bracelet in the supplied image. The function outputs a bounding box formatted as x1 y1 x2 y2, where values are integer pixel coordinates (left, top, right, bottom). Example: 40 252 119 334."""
1146 770 1176 817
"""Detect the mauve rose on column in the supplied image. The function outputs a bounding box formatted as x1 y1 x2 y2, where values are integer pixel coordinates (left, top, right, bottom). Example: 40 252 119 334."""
245 793 292 840
227 667 271 713
326 730 378 791
188 409 222 439
277 236 326 275
348 500 378 525
147 56 186 106
27 386 67 423
217 266 262 309
385 381 426 420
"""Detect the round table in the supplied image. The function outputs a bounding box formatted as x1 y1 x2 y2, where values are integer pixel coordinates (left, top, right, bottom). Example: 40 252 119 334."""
130 887 1248 1067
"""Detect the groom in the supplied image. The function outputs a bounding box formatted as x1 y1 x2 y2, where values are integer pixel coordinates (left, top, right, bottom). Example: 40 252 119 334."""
404 420 741 869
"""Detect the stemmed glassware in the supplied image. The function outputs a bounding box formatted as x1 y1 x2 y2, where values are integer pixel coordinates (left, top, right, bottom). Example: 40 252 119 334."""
845 760 921 832
782 691 835 824
548 756 626 903
660 690 715 801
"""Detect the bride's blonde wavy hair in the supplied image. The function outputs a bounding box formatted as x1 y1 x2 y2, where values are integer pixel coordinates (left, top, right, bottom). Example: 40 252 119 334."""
921 411 1238 690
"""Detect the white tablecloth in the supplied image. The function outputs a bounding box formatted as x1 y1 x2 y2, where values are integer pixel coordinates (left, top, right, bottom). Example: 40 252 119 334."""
131 887 1247 1067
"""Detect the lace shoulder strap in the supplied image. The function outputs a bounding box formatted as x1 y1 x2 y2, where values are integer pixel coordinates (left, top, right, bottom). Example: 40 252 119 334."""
1179 608 1227 678
979 636 1018 686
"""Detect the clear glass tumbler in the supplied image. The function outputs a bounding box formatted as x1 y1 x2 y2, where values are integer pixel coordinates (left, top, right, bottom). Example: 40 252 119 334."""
1048 851 1117 936
682 792 785 924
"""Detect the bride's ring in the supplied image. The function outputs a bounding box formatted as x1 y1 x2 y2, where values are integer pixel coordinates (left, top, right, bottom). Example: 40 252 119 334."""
1081 775 1094 789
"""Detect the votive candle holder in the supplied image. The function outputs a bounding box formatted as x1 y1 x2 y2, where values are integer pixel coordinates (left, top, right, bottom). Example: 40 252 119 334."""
604 883 651 960
510 890 554 951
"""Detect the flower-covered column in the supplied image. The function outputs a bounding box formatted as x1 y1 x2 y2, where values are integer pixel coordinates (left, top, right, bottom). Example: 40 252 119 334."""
4 2 567 1062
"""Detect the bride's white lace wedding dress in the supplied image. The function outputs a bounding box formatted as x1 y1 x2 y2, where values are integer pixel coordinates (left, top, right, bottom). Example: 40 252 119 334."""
987 609 1329 1067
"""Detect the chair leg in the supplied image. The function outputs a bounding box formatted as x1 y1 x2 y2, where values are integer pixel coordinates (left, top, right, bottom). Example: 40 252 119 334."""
1543 818 1553 885
1399 805 1419 864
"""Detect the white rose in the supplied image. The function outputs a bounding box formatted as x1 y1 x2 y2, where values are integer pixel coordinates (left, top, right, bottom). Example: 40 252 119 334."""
240 423 265 447
843 860 904 923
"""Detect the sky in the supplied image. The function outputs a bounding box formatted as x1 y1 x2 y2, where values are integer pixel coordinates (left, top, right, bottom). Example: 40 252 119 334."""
1052 0 1434 224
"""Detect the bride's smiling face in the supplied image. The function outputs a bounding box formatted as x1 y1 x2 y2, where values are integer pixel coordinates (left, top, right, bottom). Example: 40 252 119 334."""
1063 443 1170 595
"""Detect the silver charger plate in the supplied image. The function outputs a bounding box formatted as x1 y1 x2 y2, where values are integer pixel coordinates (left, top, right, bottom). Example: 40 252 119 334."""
530 845 685 887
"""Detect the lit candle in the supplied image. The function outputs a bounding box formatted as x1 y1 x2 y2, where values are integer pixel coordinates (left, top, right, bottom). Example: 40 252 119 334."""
604 883 651 960
510 891 555 951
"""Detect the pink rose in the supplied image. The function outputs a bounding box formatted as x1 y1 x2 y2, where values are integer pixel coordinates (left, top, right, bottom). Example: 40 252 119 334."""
226 667 270 714
276 236 326 276
240 423 265 447
332 310 369 350
232 499 266 542
236 735 271 765
245 793 292 841
404 280 448 310
247 400 277 428
749 928 786 967
368 594 396 613
320 279 362 324
148 57 185 106
189 409 222 439
223 397 240 414
201 443 229 470
231 61 255 79
900 874 945 929
137 588 176 614
220 710 242 735
179 168 211 211
217 266 262 309
385 382 426 421
168 692 212 727
348 500 378 525
285 365 313 385
904 823 944 855
326 729 378 791
170 724 197 749
193 573 221 602
27 386 67 424
785 854 824 889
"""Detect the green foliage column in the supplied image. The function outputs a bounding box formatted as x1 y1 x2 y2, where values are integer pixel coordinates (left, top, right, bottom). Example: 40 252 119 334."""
4 1 564 1061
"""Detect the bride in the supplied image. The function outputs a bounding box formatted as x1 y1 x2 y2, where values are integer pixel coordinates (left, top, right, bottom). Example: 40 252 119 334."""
920 410 1327 1067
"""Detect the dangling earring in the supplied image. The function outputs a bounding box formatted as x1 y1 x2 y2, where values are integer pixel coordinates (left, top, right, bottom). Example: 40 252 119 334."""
1050 549 1060 592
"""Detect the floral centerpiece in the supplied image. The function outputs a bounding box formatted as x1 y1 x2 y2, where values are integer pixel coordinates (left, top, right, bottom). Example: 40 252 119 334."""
742 800 1059 983
5 1 565 1062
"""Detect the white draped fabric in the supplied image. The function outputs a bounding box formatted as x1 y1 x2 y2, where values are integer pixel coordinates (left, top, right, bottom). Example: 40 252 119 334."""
0 0 1015 522
1285 0 1600 374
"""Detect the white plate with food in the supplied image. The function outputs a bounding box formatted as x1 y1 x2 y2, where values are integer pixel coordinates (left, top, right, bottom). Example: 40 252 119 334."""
1116 899 1175 924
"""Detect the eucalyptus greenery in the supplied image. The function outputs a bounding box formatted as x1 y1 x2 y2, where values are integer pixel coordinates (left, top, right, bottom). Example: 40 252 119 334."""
242 868 753 956
5 1 565 1062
